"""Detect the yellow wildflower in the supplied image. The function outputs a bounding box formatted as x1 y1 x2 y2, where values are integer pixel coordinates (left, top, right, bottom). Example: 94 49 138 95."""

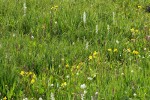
107 48 112 52
51 5 58 10
76 65 80 70
61 82 67 87
132 50 139 55
20 71 25 76
130 28 134 33
65 64 69 68
89 55 93 60
3 96 7 100
93 51 97 56
135 29 138 33
113 48 118 52
32 73 36 79
93 51 98 58
29 72 33 75
31 78 35 84
138 6 142 9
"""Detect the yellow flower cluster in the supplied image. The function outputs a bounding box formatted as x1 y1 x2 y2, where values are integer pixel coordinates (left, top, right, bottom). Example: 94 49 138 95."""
20 71 36 84
3 96 7 100
125 48 139 55
132 50 139 55
20 71 25 76
51 5 58 10
61 82 67 87
113 48 118 52
130 28 139 33
107 48 118 52
89 51 98 60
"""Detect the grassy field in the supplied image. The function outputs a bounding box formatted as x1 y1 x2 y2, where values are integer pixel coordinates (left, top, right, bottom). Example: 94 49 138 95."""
0 0 150 99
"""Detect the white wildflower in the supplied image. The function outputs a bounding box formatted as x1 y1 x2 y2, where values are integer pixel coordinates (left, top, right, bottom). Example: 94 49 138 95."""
66 75 70 79
107 25 110 33
95 92 98 100
131 70 134 73
81 90 87 100
133 93 137 97
83 11 86 24
95 92 98 95
23 2 27 16
13 34 16 37
80 84 86 89
87 77 93 81
112 12 115 25
51 92 55 100
61 58 64 61
55 21 57 24
39 97 43 100
84 90 87 94
85 42 89 50
81 93 85 100
116 40 119 44
91 96 94 100
50 84 54 87
23 98 28 100
121 73 124 75
57 83 59 88
31 35 34 39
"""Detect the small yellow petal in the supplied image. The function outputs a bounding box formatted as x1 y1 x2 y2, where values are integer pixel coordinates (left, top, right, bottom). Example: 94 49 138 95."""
65 64 69 68
89 55 93 60
31 79 35 84
76 65 80 69
3 96 7 100
113 48 118 52
130 28 134 33
29 72 33 75
20 71 25 76
32 73 36 79
138 6 142 9
61 82 67 87
135 29 138 33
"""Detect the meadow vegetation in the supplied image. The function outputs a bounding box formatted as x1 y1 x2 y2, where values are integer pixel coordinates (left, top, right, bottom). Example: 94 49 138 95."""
0 0 150 99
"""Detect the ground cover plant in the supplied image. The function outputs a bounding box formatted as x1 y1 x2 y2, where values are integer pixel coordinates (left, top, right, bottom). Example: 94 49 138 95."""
0 0 150 99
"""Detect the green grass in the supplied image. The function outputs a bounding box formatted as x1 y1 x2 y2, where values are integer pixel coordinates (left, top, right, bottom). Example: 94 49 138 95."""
0 0 150 99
